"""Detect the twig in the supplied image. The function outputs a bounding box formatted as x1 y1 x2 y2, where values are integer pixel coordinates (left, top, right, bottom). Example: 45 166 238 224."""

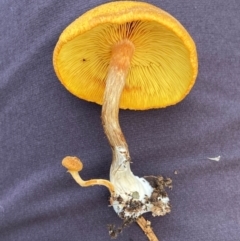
137 216 159 241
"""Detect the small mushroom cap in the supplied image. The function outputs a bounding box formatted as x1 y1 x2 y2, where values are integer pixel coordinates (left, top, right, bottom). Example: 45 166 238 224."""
62 156 83 172
53 1 198 110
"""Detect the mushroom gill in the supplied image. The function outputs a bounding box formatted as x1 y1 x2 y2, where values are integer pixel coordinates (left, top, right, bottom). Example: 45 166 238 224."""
56 20 195 109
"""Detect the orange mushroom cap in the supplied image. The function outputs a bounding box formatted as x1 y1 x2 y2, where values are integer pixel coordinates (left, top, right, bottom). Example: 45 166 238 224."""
53 1 198 110
62 156 83 172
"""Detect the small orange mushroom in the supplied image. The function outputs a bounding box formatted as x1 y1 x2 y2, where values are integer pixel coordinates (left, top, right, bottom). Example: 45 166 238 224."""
53 1 198 240
62 156 115 193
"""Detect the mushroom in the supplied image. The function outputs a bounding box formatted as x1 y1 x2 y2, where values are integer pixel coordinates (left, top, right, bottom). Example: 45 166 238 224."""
62 156 115 193
53 1 198 240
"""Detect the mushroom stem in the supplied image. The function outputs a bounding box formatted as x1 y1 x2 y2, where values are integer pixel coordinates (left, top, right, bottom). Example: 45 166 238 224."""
102 39 134 169
102 39 134 149
62 156 115 194
101 40 160 240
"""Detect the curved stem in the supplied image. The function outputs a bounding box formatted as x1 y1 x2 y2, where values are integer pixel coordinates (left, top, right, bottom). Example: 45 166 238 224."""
101 40 135 179
102 39 134 150
101 40 159 240
68 170 115 194
102 66 128 149
102 67 130 172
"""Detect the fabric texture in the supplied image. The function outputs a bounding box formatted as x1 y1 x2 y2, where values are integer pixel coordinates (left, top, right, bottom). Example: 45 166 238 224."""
1 1 240 241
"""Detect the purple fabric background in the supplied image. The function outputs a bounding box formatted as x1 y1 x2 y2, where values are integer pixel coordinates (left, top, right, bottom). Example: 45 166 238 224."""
1 1 240 240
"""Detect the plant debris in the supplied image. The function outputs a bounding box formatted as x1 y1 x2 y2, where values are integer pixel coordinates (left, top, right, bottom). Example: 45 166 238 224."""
208 156 221 162
107 216 136 239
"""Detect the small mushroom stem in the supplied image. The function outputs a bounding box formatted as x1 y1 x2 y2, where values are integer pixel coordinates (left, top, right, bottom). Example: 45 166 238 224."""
137 217 159 241
62 156 115 194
